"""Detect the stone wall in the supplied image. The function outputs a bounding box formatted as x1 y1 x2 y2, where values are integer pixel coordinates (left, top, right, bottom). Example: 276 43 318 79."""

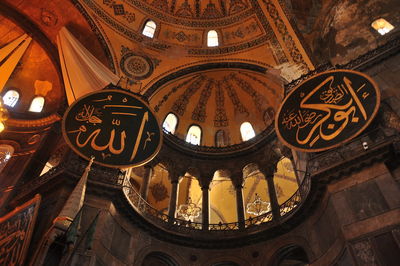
69 161 400 266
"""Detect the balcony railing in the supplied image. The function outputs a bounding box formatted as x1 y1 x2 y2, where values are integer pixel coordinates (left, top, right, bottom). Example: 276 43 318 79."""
122 170 312 234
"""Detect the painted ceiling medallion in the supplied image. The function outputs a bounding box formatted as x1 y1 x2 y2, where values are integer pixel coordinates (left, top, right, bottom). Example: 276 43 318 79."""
120 53 153 79
150 181 169 202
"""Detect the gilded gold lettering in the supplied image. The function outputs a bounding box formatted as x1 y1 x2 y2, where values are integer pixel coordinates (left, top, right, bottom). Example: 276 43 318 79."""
130 112 148 161
73 126 126 155
112 119 121 126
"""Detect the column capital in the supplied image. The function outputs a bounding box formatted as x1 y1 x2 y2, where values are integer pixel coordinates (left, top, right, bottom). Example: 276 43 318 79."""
168 171 182 184
230 170 244 189
198 176 211 190
260 165 276 178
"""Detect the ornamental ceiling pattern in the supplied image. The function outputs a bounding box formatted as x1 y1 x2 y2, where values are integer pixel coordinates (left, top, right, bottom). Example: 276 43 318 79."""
150 69 284 145
76 0 313 74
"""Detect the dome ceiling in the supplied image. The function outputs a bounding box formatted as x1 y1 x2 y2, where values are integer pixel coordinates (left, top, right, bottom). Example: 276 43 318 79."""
149 67 284 146
147 0 250 20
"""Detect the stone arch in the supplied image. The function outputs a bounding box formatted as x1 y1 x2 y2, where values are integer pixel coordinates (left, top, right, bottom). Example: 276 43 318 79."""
203 255 251 266
135 245 184 266
263 237 315 266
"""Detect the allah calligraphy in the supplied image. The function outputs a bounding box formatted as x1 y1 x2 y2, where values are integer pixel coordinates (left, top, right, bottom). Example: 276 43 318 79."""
62 87 162 168
276 70 380 152
0 195 40 266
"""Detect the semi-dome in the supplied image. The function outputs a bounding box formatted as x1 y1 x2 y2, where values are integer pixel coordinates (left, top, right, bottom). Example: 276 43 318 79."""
148 65 284 146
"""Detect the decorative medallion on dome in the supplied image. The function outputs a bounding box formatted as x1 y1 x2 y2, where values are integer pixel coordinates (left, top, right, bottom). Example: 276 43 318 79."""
62 87 162 168
120 53 154 80
276 70 381 152
150 180 169 202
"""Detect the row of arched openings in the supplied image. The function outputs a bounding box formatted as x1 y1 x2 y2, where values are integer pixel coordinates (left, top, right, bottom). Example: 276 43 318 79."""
2 89 45 112
142 20 219 47
141 245 309 265
162 112 255 145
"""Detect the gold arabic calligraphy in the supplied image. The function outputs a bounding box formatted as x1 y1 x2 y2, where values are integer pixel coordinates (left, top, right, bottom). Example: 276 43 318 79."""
67 93 156 163
281 75 370 147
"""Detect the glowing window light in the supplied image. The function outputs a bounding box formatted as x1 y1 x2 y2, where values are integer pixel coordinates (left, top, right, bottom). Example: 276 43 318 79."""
142 20 157 38
371 18 394 35
2 90 19 107
186 125 201 145
207 30 219 47
162 113 178 134
29 96 45 112
240 122 255 141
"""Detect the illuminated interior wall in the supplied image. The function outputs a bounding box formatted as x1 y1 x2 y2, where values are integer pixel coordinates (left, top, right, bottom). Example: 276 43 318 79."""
274 157 299 205
209 171 237 224
147 164 171 214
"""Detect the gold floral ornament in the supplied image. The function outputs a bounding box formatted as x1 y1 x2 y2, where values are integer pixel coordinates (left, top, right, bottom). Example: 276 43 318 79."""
0 99 9 133
246 193 271 216
177 197 201 221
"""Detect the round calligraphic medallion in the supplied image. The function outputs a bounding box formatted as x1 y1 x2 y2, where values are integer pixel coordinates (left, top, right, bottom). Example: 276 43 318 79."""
275 70 380 152
62 88 162 168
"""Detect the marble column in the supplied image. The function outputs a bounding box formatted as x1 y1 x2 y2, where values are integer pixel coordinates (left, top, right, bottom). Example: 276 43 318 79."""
201 185 210 230
140 166 153 200
235 185 245 230
264 171 280 221
168 179 179 221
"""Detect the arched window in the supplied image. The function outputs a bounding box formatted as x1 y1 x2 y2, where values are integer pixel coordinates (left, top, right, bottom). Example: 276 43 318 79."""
2 90 19 107
240 122 255 141
207 30 219 47
186 125 201 145
162 113 178 134
215 130 228 147
142 20 157 38
263 107 275 125
29 96 45 112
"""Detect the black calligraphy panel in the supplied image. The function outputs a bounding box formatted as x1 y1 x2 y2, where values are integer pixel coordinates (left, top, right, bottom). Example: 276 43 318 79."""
0 195 40 266
62 88 162 168
275 70 380 152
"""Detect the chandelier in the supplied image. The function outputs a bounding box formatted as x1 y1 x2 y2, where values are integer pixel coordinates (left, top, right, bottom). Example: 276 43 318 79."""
246 193 271 216
0 99 9 133
177 197 201 221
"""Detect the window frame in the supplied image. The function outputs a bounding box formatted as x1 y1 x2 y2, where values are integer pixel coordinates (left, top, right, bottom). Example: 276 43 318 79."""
206 30 220 47
2 89 21 108
185 124 202 146
142 19 157 38
215 129 228 147
240 122 256 141
28 95 45 113
162 112 179 134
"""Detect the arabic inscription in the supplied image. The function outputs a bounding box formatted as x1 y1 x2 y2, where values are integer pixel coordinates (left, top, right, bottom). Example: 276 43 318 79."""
276 70 380 152
62 88 162 168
